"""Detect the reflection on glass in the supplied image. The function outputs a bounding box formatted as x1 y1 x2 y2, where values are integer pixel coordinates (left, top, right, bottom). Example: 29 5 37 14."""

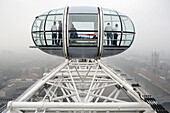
33 16 46 31
46 15 63 30
46 32 52 45
33 32 46 46
69 31 98 46
103 8 117 15
49 8 64 14
120 34 134 46
41 11 49 15
104 15 121 31
121 16 134 32
116 11 125 16
68 14 98 46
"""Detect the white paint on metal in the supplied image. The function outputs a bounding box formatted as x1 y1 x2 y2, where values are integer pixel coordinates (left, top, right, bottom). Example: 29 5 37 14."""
5 59 155 113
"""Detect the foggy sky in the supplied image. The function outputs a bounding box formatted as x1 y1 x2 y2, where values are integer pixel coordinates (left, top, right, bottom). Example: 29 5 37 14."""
0 0 170 57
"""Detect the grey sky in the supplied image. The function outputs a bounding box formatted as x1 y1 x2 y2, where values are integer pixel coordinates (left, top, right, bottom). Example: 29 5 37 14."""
0 0 170 56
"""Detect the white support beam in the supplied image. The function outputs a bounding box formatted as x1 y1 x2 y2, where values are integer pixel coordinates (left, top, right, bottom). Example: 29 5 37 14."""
75 66 83 82
84 66 92 81
17 60 69 102
99 61 142 102
89 93 125 102
46 82 75 91
43 77 63 101
65 83 78 102
7 102 153 112
104 89 118 102
87 83 100 102
95 83 107 102
85 65 99 102
58 81 116 83
91 83 117 91
67 65 81 102
114 90 121 99
51 93 76 101
4 59 156 113
60 86 71 102
50 81 61 101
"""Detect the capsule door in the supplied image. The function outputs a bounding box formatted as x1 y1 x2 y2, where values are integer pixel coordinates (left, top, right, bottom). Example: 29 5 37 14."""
67 6 99 59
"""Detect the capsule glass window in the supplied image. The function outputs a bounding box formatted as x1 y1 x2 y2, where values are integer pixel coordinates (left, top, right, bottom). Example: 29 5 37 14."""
32 16 46 46
68 14 98 47
45 15 63 46
103 15 121 47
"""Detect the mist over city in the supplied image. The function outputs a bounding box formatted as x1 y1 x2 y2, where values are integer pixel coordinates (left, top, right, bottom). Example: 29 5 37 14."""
0 0 170 112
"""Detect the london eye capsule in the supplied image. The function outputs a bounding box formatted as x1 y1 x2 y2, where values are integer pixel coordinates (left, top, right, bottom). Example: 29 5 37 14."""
31 6 135 59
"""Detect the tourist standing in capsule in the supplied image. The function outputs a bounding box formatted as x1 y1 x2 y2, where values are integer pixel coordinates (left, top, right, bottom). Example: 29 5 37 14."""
58 21 62 46
105 23 113 46
113 24 118 46
51 21 57 45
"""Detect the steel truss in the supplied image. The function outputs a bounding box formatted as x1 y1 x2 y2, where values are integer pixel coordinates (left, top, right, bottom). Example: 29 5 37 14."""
6 59 156 113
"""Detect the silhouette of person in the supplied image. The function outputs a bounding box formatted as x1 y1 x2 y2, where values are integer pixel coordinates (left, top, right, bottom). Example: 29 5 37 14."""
113 24 118 46
70 24 78 38
105 23 113 46
58 21 62 46
51 21 57 45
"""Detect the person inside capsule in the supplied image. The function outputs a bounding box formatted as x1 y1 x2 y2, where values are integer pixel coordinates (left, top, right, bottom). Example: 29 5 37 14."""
105 23 113 46
58 21 62 46
70 24 78 38
70 24 78 44
113 24 118 46
51 21 57 45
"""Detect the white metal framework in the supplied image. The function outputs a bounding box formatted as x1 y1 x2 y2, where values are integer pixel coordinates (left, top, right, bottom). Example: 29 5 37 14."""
5 59 157 113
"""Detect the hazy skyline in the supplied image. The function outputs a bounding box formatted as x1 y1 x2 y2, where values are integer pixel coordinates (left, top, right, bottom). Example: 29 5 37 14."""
0 0 170 57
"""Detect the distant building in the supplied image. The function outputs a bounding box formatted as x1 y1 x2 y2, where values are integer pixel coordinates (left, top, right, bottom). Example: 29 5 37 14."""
42 66 51 73
160 61 168 77
0 84 16 97
15 79 36 89
151 52 160 72
15 75 40 89
28 67 41 76
21 66 52 76
167 70 170 79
